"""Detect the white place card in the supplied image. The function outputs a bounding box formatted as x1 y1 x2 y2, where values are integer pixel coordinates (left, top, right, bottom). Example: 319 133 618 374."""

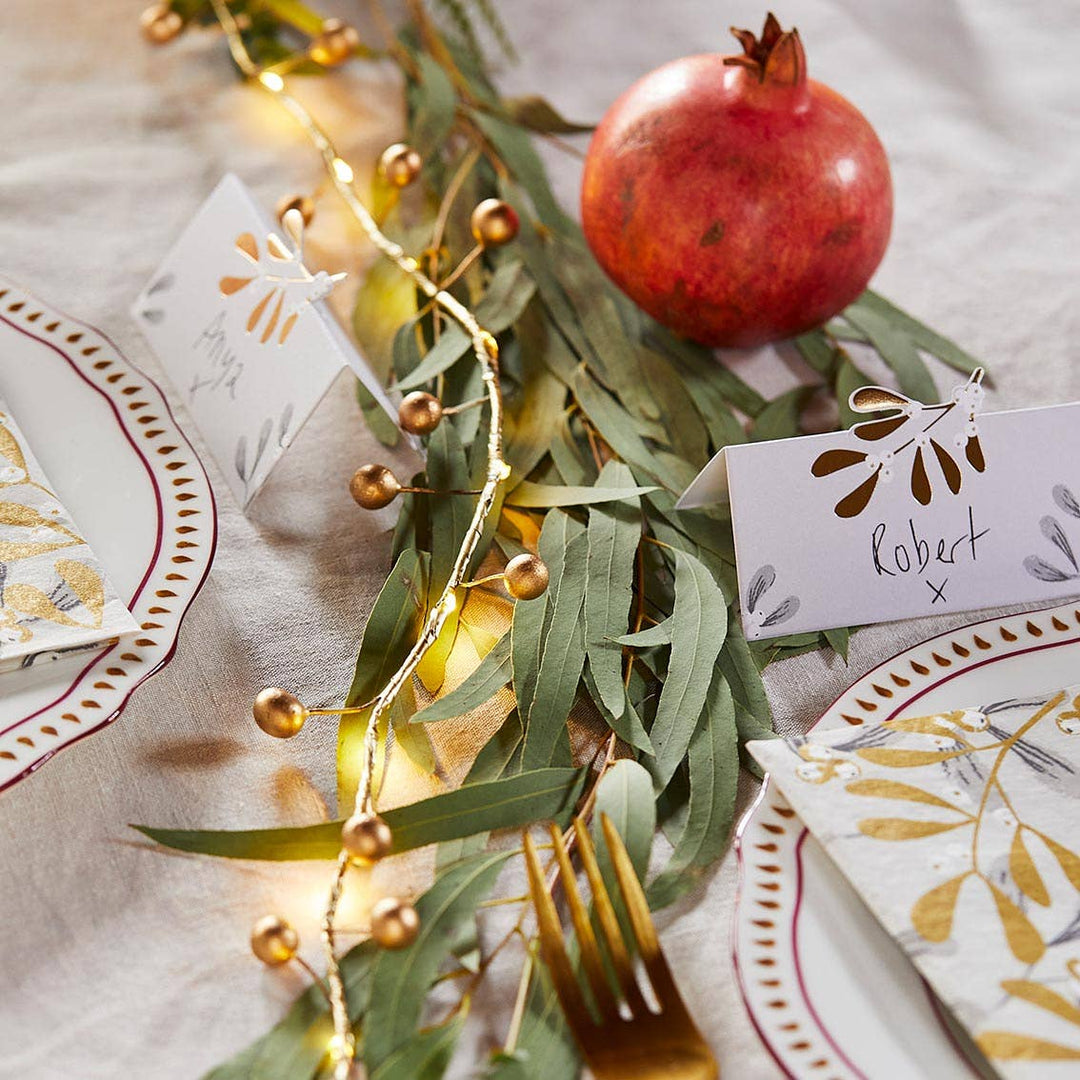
0 400 137 672
678 374 1080 639
132 174 394 509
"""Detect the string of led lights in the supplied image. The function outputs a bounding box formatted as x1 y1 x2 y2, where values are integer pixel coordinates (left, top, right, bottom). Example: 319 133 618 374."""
207 1 514 1073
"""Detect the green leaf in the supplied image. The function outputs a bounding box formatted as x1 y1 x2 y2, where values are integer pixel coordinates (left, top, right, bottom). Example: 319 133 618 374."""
427 420 472 596
584 462 640 719
823 625 850 662
363 851 511 1073
370 1013 465 1080
501 94 593 134
850 290 982 378
613 619 671 647
134 768 586 861
200 941 377 1080
407 52 457 164
412 633 511 724
506 480 657 508
645 550 728 791
592 759 655 882
352 257 418 382
582 660 653 755
647 672 738 907
355 379 402 448
480 956 579 1079
520 511 588 769
340 549 428 807
471 110 572 231
396 262 536 390
751 386 817 442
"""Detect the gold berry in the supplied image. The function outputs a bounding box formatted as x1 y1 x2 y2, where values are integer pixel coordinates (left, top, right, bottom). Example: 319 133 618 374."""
504 553 549 600
349 464 401 510
471 199 520 248
370 897 420 950
309 18 360 67
378 143 423 189
253 687 307 739
341 812 394 865
275 193 315 228
398 391 443 436
250 914 299 966
140 2 183 44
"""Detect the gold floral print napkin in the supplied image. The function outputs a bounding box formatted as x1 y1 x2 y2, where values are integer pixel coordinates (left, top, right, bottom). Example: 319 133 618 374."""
749 689 1080 1078
0 401 137 673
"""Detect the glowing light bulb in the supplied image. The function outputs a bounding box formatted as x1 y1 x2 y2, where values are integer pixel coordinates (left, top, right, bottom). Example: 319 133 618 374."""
258 71 284 92
332 158 354 184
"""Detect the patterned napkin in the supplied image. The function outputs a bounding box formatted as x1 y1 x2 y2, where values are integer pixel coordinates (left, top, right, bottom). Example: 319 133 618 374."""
0 400 137 672
749 688 1080 1078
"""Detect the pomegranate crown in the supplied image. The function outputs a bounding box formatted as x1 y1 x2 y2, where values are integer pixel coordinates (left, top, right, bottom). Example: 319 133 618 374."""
724 12 806 87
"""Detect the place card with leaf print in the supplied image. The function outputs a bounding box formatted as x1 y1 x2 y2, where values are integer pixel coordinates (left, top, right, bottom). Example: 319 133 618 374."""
0 400 138 673
678 371 1080 639
748 686 1080 1078
132 174 395 509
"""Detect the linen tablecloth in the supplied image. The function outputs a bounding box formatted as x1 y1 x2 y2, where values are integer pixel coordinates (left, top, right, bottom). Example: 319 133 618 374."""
1 1 1077 1076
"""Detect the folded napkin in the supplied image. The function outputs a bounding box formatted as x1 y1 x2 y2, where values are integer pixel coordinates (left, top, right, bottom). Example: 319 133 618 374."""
0 401 137 672
749 688 1080 1078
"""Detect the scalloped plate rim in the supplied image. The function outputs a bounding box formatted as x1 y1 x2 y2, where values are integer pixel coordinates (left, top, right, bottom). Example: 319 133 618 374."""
0 275 218 791
733 599 1080 1080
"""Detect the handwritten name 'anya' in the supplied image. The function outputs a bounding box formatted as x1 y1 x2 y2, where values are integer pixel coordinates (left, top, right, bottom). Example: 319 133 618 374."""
871 507 989 604
189 311 244 400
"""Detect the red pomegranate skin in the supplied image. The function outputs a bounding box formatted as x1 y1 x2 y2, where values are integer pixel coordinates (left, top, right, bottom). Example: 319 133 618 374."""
581 20 893 348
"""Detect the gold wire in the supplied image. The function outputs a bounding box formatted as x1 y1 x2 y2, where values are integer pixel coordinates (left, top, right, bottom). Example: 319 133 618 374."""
209 3 508 1075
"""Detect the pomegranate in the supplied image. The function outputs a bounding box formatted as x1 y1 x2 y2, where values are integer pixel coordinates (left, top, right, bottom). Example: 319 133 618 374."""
581 14 893 348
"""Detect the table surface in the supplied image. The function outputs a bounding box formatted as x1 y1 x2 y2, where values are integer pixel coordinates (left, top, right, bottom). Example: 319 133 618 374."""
1 1 1078 1077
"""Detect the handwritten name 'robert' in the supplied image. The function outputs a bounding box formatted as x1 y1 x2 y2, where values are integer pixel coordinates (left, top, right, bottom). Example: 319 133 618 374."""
871 507 989 603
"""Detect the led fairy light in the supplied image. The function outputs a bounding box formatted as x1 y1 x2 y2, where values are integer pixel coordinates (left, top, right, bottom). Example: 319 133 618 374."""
203 1 546 1073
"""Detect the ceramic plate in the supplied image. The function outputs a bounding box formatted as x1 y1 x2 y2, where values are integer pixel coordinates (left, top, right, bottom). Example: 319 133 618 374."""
734 601 1080 1079
0 276 216 790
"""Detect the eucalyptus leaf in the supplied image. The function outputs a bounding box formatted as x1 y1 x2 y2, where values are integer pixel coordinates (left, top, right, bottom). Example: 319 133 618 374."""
369 1013 465 1080
408 51 457 163
613 619 671 647
340 549 429 807
647 672 738 908
427 421 472 596
501 94 594 134
396 261 536 390
412 633 511 724
507 480 657 508
364 851 511 1073
520 512 588 769
584 462 640 718
751 385 817 442
645 550 728 792
134 768 585 861
200 942 377 1080
592 759 655 882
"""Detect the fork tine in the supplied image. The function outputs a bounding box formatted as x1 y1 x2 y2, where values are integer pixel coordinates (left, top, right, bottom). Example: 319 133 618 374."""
600 812 680 1005
572 818 650 1017
547 824 620 1023
523 830 594 1031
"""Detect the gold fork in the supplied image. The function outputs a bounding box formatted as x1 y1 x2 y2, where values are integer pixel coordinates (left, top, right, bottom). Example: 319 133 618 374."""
524 814 719 1080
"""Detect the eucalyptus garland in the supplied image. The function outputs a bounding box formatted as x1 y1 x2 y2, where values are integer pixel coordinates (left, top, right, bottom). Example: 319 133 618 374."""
135 2 984 1077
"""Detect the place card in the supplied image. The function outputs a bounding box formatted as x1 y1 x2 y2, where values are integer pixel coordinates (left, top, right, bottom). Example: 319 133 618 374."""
0 400 138 673
132 174 395 509
749 686 1080 1079
678 373 1080 639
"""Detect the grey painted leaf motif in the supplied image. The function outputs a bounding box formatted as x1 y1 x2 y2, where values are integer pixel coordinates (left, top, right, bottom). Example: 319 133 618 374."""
147 273 175 295
761 596 800 627
1023 555 1073 583
278 402 294 446
1053 484 1080 519
1040 516 1078 570
747 565 775 614
139 308 165 324
235 435 248 481
255 417 273 467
